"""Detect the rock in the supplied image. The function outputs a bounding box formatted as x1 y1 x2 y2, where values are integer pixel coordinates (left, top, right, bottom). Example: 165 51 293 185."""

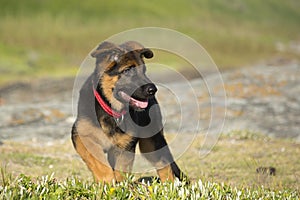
256 166 276 176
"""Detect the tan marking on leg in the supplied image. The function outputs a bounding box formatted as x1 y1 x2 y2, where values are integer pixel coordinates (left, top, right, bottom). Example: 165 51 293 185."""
157 165 174 182
139 137 175 182
74 119 137 182
73 134 115 183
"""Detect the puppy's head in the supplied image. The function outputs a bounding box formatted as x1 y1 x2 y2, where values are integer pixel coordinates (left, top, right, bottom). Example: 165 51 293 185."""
91 41 156 111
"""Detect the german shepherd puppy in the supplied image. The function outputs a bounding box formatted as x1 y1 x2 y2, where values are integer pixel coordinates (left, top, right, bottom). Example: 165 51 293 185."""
71 41 187 183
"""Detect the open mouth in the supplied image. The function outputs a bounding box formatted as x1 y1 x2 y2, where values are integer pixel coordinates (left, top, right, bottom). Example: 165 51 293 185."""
118 91 148 109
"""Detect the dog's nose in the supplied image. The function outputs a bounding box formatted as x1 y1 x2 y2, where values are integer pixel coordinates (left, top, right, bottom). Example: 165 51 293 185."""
144 84 157 96
147 86 157 95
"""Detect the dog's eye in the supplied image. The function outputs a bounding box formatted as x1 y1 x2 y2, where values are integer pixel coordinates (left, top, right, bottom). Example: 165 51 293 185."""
123 68 131 74
122 65 135 75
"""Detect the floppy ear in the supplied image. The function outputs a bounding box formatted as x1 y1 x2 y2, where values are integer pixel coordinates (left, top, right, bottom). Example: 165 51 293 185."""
121 41 154 59
91 41 123 74
140 48 153 59
91 41 118 58
120 41 144 50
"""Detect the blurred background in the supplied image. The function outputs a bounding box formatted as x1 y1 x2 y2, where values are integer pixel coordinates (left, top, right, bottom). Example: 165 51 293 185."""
0 1 300 190
0 0 299 85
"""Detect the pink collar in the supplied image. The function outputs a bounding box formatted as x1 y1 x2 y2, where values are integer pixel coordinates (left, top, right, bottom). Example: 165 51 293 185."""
93 88 126 118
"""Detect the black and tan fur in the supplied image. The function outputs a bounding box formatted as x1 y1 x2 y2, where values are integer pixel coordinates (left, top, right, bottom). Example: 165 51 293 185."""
71 41 187 183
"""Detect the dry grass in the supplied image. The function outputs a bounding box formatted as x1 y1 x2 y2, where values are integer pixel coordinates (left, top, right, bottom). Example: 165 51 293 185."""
1 130 299 191
1 0 300 85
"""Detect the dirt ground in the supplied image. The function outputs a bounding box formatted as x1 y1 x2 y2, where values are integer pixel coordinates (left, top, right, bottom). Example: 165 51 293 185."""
0 61 300 190
1 61 299 143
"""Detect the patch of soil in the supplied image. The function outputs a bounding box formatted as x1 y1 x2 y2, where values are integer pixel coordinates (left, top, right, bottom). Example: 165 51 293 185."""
0 63 300 143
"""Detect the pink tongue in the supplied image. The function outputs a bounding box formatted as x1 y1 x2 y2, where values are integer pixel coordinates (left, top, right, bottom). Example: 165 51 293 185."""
130 98 148 108
119 91 148 109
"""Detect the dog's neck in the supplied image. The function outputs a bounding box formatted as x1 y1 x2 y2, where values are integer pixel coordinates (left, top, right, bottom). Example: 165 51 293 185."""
93 86 126 119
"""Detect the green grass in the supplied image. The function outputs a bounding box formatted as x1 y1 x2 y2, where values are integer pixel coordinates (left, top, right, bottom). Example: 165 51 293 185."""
0 130 299 199
0 0 300 85
0 173 299 199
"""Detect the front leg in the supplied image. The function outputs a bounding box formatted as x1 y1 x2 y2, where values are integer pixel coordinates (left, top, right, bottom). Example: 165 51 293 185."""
139 132 185 182
72 134 116 182
107 147 136 181
72 119 116 183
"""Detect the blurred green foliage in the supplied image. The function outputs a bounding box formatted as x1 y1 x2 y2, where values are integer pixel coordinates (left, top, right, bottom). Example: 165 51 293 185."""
0 0 299 84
